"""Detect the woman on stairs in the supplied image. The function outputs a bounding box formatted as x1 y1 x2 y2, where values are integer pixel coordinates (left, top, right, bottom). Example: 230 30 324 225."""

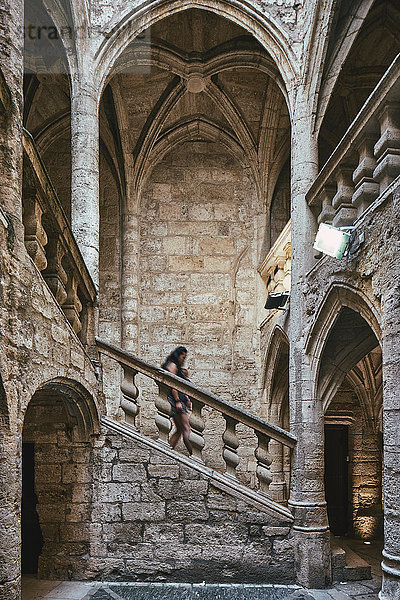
162 346 193 455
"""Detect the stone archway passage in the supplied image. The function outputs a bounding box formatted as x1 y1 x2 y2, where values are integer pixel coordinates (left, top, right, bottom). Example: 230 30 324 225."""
22 380 99 579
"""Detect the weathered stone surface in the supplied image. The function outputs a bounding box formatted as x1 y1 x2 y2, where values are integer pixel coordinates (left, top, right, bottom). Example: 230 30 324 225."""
1 1 399 598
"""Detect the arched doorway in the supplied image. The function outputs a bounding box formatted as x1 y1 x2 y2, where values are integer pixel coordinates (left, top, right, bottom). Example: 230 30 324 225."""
316 305 382 563
22 379 99 579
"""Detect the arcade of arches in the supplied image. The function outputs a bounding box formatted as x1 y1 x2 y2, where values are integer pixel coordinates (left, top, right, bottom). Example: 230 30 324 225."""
0 0 399 598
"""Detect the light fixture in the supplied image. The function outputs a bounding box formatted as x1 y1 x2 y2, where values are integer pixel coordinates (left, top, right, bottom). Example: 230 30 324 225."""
265 291 289 310
313 223 353 260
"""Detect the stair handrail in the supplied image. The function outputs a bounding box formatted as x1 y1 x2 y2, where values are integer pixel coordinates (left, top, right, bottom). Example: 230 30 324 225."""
95 337 296 449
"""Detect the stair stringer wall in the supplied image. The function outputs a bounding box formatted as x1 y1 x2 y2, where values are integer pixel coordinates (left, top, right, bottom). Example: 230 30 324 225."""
85 419 295 583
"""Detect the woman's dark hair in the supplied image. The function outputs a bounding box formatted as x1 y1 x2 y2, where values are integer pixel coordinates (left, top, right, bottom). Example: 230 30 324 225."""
162 346 187 369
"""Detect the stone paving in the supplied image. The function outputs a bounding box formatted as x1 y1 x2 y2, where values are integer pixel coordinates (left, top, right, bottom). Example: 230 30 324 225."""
22 579 381 600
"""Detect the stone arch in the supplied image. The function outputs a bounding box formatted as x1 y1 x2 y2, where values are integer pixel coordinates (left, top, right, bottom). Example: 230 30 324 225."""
107 43 287 101
94 0 297 106
309 0 375 135
26 377 100 440
39 0 79 79
316 0 400 162
262 325 290 503
305 283 381 408
34 112 70 154
262 324 289 423
21 377 99 578
140 117 252 194
308 286 383 541
24 0 74 90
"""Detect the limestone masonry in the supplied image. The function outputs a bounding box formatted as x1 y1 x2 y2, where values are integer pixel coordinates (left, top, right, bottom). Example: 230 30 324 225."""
0 1 399 599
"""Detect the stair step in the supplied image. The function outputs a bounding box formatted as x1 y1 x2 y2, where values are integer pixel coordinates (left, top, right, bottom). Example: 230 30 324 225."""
331 540 372 582
331 538 346 569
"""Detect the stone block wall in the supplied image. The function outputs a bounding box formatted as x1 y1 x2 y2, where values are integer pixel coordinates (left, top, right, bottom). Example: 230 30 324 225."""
134 141 263 477
88 427 295 583
0 181 99 598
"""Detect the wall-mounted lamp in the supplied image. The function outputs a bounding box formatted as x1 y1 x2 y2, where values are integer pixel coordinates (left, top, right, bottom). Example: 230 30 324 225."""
313 223 354 260
264 291 289 310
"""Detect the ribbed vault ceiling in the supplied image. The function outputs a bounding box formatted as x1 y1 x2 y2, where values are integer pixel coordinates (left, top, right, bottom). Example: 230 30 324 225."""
101 9 290 195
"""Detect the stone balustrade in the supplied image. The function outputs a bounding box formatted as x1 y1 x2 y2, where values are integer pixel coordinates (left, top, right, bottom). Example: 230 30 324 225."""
22 129 97 343
258 220 291 294
96 338 296 499
307 53 400 226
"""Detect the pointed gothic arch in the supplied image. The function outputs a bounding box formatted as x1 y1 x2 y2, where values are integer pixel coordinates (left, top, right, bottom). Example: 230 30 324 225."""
94 0 297 106
262 325 289 423
305 283 381 406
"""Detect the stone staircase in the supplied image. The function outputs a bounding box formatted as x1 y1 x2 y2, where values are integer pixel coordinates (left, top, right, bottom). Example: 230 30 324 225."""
94 339 300 583
96 338 297 504
102 416 294 522
95 339 375 586
96 415 295 584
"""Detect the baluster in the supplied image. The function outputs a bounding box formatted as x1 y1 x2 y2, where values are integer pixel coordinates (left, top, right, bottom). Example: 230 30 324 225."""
189 398 205 462
155 383 172 444
272 257 286 292
332 165 358 227
23 189 48 271
62 263 83 334
373 103 400 193
352 133 379 214
283 242 291 291
267 271 275 293
120 365 140 427
222 416 239 478
255 432 272 495
42 231 68 305
317 184 336 225
269 439 287 503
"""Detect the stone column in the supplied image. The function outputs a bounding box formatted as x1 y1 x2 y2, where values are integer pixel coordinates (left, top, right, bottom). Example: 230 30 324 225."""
0 1 24 599
71 77 100 289
0 0 23 223
380 272 400 600
121 170 140 353
288 94 331 588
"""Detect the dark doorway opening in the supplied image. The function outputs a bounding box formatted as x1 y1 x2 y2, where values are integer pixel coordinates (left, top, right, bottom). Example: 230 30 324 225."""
21 442 43 574
324 425 349 536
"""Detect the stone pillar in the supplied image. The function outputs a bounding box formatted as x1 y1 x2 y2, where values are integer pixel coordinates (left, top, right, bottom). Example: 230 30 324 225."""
71 77 100 288
0 0 23 223
268 401 287 503
0 1 24 599
380 276 400 600
288 95 331 588
121 170 139 353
